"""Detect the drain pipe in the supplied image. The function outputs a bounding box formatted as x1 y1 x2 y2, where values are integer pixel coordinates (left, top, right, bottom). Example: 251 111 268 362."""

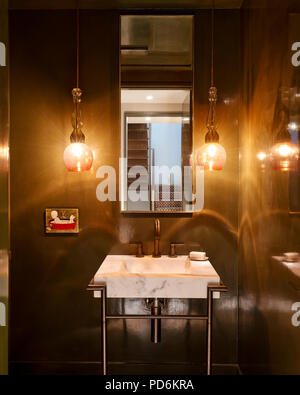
151 298 161 343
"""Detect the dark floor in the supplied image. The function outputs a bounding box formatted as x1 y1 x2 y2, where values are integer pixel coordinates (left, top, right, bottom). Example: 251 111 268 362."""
9 362 240 375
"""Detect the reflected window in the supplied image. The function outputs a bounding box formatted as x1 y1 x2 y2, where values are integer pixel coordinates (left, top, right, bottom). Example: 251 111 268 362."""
289 89 300 212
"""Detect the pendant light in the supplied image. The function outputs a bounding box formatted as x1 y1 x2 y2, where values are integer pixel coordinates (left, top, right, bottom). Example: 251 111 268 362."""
196 0 226 171
63 5 93 172
270 92 299 171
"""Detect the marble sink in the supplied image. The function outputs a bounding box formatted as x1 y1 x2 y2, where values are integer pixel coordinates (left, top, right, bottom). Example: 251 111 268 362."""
93 255 220 299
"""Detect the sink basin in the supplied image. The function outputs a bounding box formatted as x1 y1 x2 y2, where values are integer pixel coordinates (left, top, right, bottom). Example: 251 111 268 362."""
124 256 189 274
93 255 220 299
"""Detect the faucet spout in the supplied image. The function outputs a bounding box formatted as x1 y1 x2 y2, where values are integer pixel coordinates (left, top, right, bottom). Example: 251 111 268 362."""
153 218 161 258
154 218 160 238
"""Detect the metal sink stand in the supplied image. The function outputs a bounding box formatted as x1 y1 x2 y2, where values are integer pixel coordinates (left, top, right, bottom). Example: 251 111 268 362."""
87 280 227 376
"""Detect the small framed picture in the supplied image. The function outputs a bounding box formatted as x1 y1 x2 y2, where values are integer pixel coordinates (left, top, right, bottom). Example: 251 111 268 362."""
45 208 79 234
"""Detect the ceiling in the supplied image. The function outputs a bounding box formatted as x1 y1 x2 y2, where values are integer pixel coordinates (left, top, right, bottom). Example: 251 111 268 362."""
9 0 244 10
121 89 190 104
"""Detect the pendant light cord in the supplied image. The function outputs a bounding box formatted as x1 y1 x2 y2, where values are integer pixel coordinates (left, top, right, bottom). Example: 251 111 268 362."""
211 0 215 87
70 1 85 143
74 2 80 132
205 0 218 141
76 3 79 89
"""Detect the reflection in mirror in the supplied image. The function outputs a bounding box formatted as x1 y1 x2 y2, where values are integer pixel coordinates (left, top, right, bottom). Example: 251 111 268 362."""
121 15 193 68
121 89 193 212
289 87 300 212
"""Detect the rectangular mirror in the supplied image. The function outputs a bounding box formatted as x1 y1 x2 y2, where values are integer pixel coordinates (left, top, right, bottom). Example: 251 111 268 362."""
120 15 200 213
121 88 193 212
288 14 300 214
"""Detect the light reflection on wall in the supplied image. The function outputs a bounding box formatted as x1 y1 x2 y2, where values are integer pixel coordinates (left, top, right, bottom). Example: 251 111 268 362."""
0 146 9 158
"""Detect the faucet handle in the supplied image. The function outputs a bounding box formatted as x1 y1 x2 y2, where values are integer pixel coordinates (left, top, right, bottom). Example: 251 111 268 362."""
129 241 144 258
168 242 184 258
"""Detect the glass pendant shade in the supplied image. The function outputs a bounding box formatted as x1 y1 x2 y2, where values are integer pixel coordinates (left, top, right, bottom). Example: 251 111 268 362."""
197 142 226 171
197 3 226 172
64 88 93 172
270 141 299 171
270 87 299 171
198 86 226 171
63 142 93 172
64 10 93 173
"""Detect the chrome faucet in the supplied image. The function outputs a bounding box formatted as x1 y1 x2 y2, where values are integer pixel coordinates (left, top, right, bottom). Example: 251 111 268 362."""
152 218 161 258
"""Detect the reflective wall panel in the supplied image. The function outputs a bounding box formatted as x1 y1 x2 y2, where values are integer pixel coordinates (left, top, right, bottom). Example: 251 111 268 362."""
0 0 9 377
9 10 239 374
239 0 300 375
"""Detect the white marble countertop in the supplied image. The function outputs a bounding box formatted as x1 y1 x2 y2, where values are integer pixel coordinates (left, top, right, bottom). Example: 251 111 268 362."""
93 255 221 299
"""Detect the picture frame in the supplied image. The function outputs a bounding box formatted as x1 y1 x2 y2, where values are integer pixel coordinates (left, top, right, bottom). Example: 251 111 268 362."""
45 208 79 234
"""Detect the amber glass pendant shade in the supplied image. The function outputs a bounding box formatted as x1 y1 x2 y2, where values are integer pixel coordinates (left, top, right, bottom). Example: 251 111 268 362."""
197 142 226 171
197 2 226 172
64 142 93 172
270 103 299 172
64 88 93 172
197 86 226 171
270 141 299 171
270 85 299 172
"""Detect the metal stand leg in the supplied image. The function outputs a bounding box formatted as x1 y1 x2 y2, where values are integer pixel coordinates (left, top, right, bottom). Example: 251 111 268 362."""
207 287 213 375
206 285 227 376
101 285 107 375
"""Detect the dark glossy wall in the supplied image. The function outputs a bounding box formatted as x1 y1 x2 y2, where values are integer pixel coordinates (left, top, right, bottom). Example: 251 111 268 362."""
0 0 9 376
239 1 300 375
9 10 239 374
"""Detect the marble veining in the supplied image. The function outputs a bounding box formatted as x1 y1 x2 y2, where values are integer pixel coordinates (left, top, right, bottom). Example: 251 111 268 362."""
93 255 220 299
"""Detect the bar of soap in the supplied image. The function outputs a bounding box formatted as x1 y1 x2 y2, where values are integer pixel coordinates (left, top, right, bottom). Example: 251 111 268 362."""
189 251 207 261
